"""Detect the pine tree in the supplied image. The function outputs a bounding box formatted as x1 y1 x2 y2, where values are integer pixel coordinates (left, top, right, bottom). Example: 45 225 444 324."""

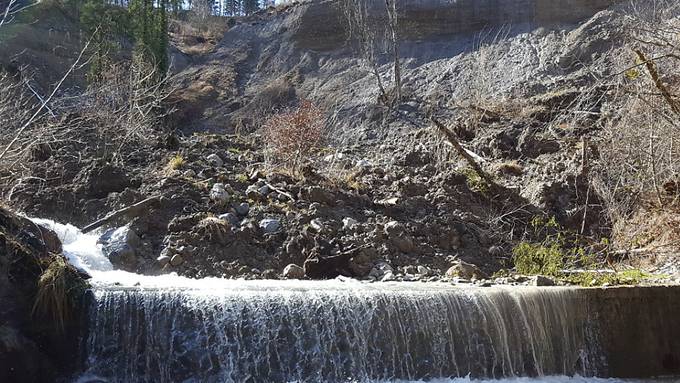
242 0 259 15
224 0 241 16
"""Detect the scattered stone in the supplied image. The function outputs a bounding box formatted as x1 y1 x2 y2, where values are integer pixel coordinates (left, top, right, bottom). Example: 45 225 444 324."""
259 218 281 233
170 253 184 266
210 183 230 204
258 184 271 196
369 262 393 279
207 153 224 167
282 264 305 279
219 212 240 226
246 184 260 199
183 169 196 178
235 202 250 216
309 218 325 233
356 159 372 168
417 265 431 276
342 217 358 230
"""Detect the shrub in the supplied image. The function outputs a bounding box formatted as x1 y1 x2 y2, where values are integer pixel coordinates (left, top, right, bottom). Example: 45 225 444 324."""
262 100 325 175
512 242 564 276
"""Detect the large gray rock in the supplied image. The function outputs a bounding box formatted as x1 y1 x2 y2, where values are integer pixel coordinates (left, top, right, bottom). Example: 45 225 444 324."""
98 226 140 271
282 264 305 279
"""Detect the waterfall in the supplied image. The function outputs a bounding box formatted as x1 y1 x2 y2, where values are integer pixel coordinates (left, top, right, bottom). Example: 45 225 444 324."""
78 282 603 382
34 219 671 383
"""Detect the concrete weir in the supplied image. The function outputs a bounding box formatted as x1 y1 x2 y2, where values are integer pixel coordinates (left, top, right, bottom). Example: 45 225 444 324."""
586 286 680 378
77 282 680 381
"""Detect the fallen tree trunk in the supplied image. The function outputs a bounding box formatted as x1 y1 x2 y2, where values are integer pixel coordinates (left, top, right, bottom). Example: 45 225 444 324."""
430 116 498 190
82 196 160 233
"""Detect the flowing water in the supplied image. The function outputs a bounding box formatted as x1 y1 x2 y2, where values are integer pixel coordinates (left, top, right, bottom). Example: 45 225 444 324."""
33 220 673 383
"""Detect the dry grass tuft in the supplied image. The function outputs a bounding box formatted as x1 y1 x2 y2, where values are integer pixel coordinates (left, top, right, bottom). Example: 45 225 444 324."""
496 161 524 176
32 257 87 334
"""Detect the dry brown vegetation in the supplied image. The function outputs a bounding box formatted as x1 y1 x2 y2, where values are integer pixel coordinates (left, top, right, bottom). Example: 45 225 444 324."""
592 0 680 254
262 99 326 175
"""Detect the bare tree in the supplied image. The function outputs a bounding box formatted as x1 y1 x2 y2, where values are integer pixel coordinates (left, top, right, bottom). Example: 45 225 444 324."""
340 0 402 107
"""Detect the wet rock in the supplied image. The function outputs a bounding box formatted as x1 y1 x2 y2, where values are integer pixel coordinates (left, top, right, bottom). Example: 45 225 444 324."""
206 153 224 168
235 202 250 216
369 262 394 279
156 255 171 267
381 272 395 282
259 218 281 233
219 213 240 226
98 226 140 271
170 254 184 266
282 264 305 279
445 261 487 280
532 275 556 287
210 183 230 204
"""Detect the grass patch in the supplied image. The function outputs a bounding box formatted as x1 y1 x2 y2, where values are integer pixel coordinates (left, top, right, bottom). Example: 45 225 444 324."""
32 257 88 334
167 155 185 171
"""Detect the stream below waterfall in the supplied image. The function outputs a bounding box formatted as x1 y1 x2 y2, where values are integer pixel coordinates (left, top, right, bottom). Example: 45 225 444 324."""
32 220 676 383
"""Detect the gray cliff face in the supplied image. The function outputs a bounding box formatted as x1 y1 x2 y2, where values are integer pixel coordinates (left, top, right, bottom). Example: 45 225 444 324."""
294 0 622 50
172 0 627 143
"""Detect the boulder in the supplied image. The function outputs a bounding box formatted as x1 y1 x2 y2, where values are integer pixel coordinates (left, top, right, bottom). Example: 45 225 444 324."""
98 226 140 271
282 264 305 279
210 183 230 204
445 261 488 280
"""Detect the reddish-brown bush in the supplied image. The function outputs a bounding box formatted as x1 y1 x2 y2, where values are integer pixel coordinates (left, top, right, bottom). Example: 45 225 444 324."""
262 100 325 174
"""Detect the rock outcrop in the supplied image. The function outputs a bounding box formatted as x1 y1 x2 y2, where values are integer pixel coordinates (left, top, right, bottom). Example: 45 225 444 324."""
0 206 86 382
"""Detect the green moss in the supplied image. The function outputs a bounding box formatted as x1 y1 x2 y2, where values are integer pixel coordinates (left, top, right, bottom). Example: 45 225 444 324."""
561 269 662 287
461 167 492 194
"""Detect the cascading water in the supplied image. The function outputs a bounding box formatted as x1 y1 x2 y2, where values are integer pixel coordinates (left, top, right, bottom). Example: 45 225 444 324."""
80 283 603 383
32 220 670 383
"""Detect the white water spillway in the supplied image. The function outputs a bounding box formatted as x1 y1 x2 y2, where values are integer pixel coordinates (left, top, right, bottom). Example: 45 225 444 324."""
30 220 680 382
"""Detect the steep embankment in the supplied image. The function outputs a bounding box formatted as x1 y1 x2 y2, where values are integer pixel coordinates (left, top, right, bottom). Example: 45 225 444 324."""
5 0 666 284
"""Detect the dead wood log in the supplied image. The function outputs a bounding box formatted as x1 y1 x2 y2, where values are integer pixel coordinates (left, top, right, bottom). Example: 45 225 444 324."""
430 116 499 190
82 196 160 233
